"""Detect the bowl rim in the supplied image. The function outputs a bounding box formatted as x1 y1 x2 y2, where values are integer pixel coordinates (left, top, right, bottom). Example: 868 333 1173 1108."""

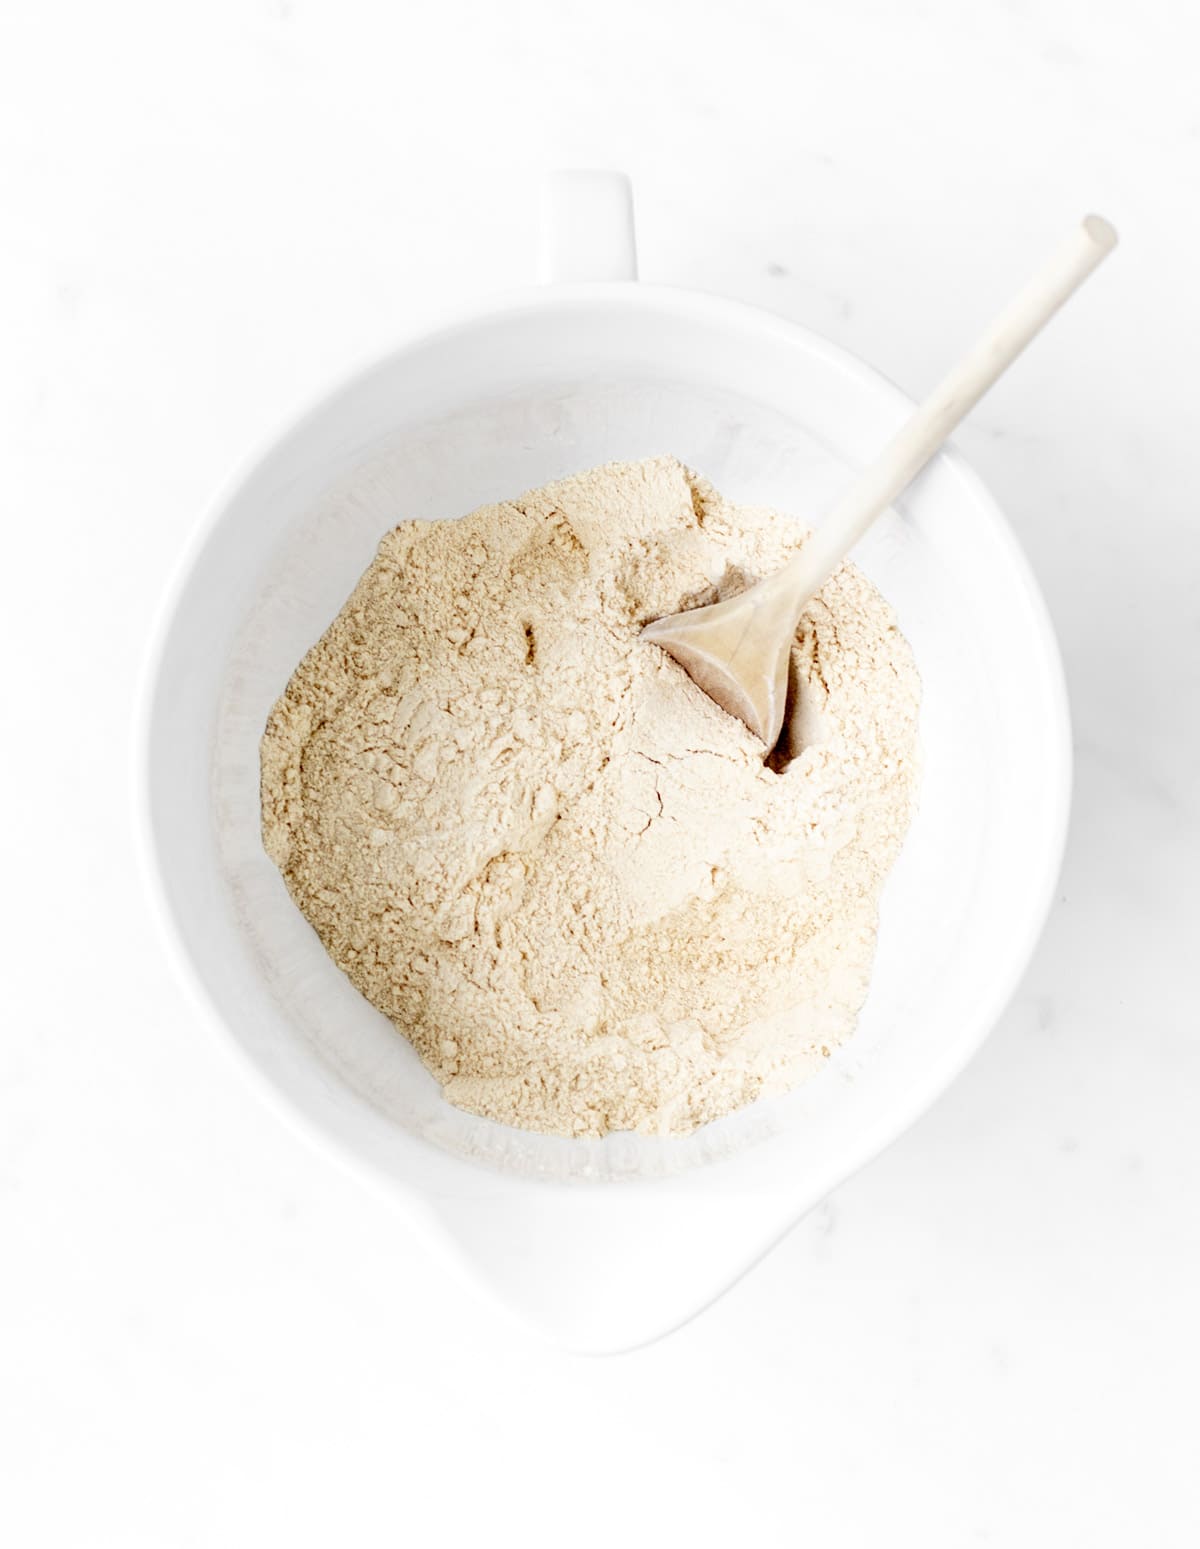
134 278 1073 1212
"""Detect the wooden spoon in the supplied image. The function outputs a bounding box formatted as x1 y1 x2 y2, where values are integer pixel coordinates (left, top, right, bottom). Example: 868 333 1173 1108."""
643 215 1117 749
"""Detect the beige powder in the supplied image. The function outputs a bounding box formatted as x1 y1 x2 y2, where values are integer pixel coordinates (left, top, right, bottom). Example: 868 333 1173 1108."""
261 456 920 1137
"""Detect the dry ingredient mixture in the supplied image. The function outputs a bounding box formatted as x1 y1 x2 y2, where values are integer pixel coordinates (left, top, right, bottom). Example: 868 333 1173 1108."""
261 456 920 1137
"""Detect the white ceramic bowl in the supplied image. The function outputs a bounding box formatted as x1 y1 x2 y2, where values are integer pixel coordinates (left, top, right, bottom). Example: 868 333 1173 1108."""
140 173 1070 1351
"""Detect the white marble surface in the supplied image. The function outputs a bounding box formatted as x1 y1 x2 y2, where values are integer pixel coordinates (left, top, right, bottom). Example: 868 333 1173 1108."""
2 0 1197 1543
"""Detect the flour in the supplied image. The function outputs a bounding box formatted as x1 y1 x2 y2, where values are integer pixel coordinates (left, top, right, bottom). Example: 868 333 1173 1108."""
261 456 920 1137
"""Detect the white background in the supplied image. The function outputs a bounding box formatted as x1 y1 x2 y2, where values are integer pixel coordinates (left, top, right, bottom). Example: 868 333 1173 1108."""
3 1 1197 1544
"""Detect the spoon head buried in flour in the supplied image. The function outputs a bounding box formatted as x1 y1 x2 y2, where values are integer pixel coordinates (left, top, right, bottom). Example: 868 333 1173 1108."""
641 564 801 749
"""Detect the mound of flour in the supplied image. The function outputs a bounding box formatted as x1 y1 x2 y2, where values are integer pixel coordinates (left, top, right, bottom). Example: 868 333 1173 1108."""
261 456 920 1137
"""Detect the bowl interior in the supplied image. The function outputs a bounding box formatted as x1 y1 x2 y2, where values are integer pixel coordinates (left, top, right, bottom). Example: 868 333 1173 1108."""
146 291 1068 1189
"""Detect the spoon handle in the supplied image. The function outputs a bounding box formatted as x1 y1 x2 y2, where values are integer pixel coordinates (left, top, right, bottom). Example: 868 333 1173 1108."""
780 215 1117 612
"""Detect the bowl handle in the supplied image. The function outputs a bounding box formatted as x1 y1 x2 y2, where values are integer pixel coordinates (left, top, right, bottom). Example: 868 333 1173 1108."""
538 169 638 284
